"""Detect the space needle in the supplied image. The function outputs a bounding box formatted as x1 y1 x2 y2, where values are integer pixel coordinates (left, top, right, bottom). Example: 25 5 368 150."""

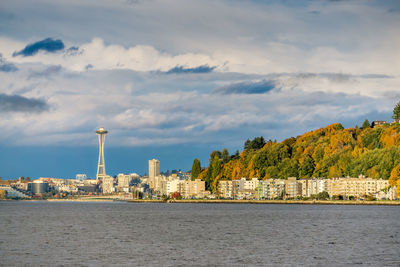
96 127 108 180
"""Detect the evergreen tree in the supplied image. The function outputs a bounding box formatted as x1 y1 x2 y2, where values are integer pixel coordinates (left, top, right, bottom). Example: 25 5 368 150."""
191 158 201 181
222 148 230 163
210 155 221 179
393 101 400 121
361 119 370 129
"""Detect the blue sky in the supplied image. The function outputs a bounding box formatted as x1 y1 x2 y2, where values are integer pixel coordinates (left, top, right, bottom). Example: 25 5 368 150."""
0 0 399 179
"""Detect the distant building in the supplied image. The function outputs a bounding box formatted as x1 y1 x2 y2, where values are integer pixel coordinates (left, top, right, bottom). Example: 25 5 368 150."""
28 181 49 195
285 177 301 198
257 179 285 199
178 179 206 198
326 176 390 199
218 180 233 198
148 159 160 190
117 173 133 188
371 121 387 127
102 176 115 194
76 174 87 180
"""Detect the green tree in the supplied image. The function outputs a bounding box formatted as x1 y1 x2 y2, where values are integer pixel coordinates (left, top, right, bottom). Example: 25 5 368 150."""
393 101 400 120
361 119 371 129
210 155 221 179
191 158 201 181
244 136 266 150
222 148 230 163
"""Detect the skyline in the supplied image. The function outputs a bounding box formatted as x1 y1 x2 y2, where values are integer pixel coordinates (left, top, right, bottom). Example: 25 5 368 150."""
0 0 399 178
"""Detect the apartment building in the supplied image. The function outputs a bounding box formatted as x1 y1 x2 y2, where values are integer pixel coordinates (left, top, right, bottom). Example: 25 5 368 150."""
257 179 286 199
218 180 233 198
285 177 302 198
326 176 390 199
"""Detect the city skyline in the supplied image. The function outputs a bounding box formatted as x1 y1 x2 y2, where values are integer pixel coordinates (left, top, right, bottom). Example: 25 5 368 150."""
0 0 399 178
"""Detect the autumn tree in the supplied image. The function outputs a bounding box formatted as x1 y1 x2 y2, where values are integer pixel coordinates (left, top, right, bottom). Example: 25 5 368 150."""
191 158 201 181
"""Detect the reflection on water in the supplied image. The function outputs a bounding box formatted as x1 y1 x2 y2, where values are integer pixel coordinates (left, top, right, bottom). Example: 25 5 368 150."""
1 202 400 266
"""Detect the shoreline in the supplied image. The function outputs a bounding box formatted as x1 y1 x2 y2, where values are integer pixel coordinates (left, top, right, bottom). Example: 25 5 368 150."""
130 199 400 205
2 198 399 205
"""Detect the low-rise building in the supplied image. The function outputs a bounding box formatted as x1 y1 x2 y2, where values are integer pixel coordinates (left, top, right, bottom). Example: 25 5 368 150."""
326 176 390 199
285 177 301 198
218 180 233 198
257 179 286 199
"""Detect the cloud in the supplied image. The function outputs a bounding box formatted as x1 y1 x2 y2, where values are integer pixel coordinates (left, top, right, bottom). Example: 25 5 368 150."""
0 93 49 113
12 38 64 57
165 65 216 74
213 80 277 94
0 63 18 72
0 54 18 72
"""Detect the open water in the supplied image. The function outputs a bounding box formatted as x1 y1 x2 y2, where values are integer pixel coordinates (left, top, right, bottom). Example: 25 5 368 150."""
0 201 400 266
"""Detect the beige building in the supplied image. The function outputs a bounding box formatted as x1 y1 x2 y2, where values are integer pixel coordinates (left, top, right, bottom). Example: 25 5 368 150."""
218 180 233 198
102 176 115 194
327 176 390 199
285 177 301 198
179 179 206 198
148 159 160 190
117 173 133 188
232 178 259 199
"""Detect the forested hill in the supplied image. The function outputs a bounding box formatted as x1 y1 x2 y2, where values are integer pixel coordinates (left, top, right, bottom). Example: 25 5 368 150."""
197 123 400 191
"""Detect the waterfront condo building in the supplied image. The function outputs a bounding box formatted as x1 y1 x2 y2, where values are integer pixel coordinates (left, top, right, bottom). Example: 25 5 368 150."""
326 176 390 199
218 180 233 198
285 177 302 198
257 179 286 199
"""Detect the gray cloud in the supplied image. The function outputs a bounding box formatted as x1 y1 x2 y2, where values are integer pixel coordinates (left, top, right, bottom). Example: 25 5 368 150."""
0 54 18 72
28 65 62 78
213 80 277 94
0 93 49 113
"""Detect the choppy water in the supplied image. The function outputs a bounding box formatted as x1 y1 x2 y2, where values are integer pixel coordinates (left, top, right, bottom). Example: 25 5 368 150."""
0 201 399 266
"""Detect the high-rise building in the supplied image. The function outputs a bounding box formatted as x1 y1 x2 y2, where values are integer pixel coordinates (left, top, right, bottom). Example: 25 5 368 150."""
96 127 108 180
148 159 160 189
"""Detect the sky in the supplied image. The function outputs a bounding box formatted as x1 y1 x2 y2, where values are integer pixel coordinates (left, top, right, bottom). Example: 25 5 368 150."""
0 0 399 179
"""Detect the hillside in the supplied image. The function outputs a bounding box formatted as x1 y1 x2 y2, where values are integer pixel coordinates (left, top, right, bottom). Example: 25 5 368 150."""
197 123 400 192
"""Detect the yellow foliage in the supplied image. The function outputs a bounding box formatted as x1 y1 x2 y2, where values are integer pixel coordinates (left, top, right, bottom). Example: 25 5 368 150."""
397 180 400 198
380 128 400 148
328 166 341 178
366 166 379 179
389 164 400 186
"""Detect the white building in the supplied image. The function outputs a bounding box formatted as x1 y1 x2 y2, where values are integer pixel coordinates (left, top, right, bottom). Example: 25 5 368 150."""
102 176 115 194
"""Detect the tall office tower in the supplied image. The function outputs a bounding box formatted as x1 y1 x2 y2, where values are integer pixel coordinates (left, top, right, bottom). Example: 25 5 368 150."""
96 127 108 180
148 159 160 189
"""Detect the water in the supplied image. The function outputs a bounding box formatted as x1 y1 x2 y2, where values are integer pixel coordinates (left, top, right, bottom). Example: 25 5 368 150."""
1 202 399 266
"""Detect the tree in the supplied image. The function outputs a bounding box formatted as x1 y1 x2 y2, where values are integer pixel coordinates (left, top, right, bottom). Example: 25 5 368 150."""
361 119 371 129
231 150 240 160
191 158 201 181
222 148 230 163
171 192 181 199
210 155 221 179
244 136 266 150
209 150 221 164
393 101 400 120
389 163 400 187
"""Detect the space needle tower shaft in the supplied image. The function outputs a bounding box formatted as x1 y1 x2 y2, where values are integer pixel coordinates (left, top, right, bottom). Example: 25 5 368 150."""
96 127 108 180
